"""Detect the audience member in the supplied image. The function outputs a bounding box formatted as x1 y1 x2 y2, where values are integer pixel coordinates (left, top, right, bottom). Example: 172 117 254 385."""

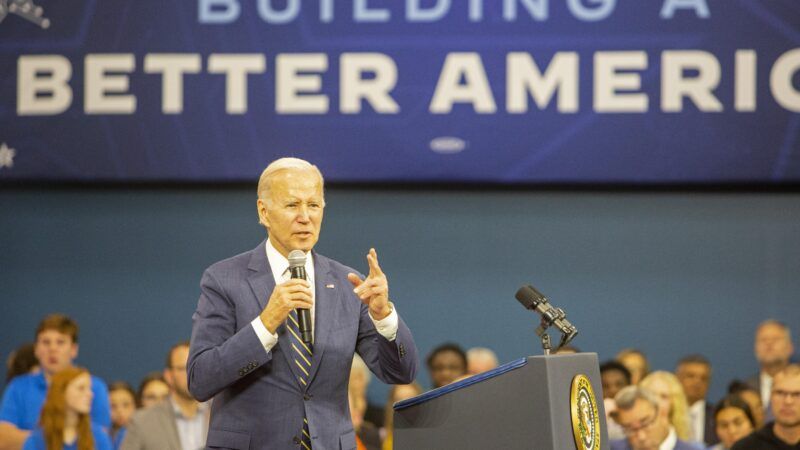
675 354 718 445
349 355 384 429
602 361 633 400
121 342 208 450
727 381 765 428
611 386 701 450
5 344 39 384
22 367 112 450
348 390 380 450
107 382 136 450
426 343 467 389
709 395 756 450
135 374 168 409
617 349 650 385
640 371 692 441
0 315 110 450
746 320 794 421
381 383 423 450
466 347 498 375
601 360 633 440
733 364 800 449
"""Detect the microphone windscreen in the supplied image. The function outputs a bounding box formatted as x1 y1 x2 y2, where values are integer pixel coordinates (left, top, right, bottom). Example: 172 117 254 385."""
288 250 306 269
515 285 545 309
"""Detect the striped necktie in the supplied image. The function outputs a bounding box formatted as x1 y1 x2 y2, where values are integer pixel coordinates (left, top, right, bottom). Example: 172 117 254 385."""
287 304 313 448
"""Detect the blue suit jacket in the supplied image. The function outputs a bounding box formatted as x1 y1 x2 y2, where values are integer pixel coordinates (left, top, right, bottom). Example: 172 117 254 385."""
188 242 418 450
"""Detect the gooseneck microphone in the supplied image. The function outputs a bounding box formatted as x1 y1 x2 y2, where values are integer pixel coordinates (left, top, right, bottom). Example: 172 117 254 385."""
515 284 578 351
288 250 313 348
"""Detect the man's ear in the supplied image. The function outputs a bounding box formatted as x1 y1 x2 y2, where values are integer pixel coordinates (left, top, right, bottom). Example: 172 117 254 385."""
256 198 270 228
70 343 79 361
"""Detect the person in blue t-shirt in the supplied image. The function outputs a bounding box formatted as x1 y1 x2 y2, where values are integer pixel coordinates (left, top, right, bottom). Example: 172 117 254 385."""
22 367 112 450
107 382 136 450
0 314 111 450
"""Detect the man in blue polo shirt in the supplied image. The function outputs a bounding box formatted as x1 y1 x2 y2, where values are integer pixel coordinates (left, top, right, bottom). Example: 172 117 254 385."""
0 314 111 450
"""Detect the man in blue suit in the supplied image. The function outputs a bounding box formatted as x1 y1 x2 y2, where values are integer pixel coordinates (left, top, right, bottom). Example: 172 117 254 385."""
188 157 418 450
611 386 703 450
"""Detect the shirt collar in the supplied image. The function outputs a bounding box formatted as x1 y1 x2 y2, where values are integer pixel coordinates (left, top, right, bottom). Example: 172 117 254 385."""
689 399 705 414
265 239 314 285
170 396 208 420
659 427 677 450
34 371 47 388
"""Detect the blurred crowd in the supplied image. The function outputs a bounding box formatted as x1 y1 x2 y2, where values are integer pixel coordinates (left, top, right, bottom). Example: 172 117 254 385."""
1 315 797 450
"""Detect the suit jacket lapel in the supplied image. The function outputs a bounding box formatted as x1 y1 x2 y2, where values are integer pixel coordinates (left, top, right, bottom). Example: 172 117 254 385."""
246 240 305 385
159 401 182 450
246 240 275 313
306 252 335 387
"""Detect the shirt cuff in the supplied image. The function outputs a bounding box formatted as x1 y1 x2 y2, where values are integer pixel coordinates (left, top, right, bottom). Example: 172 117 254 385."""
251 317 278 353
370 302 399 341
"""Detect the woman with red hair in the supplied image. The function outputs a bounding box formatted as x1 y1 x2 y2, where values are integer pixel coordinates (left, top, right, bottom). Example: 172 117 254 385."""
23 367 112 450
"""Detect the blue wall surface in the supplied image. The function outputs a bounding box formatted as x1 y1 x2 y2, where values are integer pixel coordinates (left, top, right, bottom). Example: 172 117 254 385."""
2 187 799 405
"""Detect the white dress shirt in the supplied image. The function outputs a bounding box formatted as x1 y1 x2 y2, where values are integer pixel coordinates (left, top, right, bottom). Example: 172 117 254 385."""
688 399 706 443
760 372 773 407
171 397 209 450
251 239 399 352
659 427 678 450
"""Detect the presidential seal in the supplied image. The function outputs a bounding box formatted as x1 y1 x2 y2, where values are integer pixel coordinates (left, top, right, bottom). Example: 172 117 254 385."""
570 374 601 450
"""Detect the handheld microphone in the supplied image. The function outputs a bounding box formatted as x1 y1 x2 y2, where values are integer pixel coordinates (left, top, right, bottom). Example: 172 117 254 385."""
288 250 313 348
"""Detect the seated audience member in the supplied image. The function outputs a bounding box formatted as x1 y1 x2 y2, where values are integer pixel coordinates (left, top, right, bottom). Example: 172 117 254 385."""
611 386 702 450
6 343 39 383
348 390 380 450
22 367 112 450
107 382 136 450
603 361 633 400
0 315 110 450
466 347 498 375
640 371 692 441
121 342 208 450
746 320 794 422
601 360 633 440
381 383 423 450
709 395 756 450
732 364 800 449
675 354 719 445
426 343 467 389
727 381 765 428
616 349 650 385
349 355 384 429
134 374 168 409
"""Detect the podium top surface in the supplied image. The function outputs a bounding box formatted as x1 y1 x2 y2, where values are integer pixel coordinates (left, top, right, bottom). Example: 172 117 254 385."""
394 357 527 411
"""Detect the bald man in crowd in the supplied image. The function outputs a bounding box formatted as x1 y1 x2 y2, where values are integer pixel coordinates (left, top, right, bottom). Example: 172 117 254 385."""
747 320 795 421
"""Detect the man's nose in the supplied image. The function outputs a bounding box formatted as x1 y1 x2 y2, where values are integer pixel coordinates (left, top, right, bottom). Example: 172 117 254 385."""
297 205 310 221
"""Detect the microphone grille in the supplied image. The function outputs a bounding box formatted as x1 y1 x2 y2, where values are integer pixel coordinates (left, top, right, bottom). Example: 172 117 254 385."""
288 250 306 268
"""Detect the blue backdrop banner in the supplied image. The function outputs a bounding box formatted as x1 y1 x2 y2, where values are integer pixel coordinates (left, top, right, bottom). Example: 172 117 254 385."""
1 0 799 183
